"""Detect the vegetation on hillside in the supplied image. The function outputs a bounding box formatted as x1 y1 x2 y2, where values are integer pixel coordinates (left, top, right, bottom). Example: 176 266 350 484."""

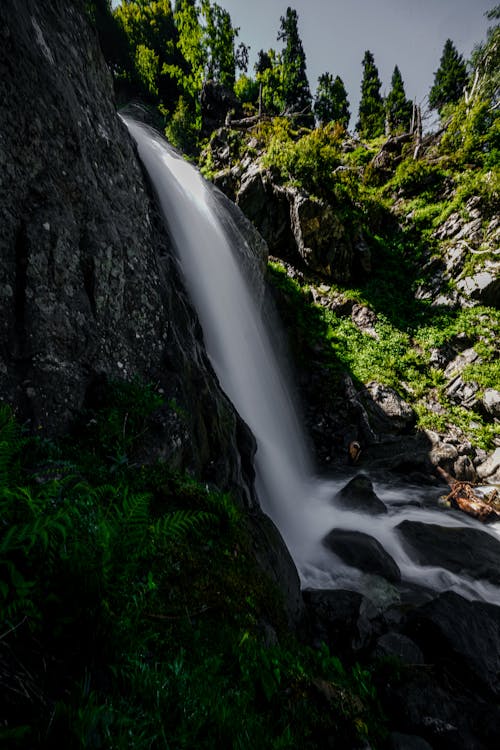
0 388 386 748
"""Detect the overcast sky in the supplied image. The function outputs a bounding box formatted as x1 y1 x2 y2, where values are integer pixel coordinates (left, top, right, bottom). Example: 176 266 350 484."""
219 0 494 126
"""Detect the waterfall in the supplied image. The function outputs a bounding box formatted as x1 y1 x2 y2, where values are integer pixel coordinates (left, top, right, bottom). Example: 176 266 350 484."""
124 118 500 606
123 118 313 546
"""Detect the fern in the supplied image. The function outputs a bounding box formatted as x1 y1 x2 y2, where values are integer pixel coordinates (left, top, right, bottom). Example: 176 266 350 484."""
0 404 24 486
151 510 216 547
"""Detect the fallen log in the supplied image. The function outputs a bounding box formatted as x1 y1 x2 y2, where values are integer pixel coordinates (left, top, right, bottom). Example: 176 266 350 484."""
436 466 500 522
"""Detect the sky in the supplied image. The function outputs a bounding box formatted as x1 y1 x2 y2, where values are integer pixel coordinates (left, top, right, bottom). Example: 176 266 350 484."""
217 0 494 127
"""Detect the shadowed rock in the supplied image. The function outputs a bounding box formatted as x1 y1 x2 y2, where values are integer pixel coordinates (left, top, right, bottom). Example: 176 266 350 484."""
332 474 387 514
323 528 401 583
396 520 500 585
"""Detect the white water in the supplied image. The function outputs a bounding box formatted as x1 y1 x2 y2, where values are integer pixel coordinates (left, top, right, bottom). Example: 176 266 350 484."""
125 118 500 607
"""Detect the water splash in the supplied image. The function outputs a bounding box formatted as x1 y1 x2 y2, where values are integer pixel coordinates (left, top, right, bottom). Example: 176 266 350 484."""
124 118 500 606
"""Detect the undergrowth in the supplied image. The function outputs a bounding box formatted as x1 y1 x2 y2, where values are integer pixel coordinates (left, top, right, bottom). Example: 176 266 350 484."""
0 387 386 748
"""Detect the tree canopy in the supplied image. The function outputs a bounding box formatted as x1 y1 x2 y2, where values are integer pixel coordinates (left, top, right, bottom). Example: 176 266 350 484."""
314 73 350 129
277 7 313 126
386 65 412 133
429 38 468 113
356 50 385 138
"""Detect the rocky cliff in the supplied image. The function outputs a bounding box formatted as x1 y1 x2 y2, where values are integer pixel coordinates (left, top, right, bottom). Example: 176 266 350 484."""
0 0 253 495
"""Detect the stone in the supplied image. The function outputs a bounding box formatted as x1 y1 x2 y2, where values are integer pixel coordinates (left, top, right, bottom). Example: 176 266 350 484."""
302 588 364 654
443 347 479 379
405 591 500 697
236 168 295 259
290 191 357 281
359 381 416 435
388 732 433 750
351 304 378 338
332 474 387 515
373 633 425 665
396 520 500 586
323 528 401 583
477 447 500 480
483 388 500 419
457 270 500 307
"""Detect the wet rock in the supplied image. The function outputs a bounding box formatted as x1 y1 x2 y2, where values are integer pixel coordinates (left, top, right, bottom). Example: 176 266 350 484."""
373 632 425 666
323 528 401 583
396 520 500 586
332 474 388 515
302 588 364 655
388 732 433 750
405 592 500 698
246 512 304 629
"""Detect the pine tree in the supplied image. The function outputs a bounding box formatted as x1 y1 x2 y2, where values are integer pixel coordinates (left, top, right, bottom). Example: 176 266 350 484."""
386 65 412 133
277 7 313 126
314 73 350 128
429 39 468 112
356 50 385 138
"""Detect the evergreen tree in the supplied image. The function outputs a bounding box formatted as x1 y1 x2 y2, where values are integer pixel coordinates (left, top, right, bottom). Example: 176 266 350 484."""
356 50 385 138
255 48 285 114
277 7 313 126
386 65 412 133
429 39 468 112
314 72 350 128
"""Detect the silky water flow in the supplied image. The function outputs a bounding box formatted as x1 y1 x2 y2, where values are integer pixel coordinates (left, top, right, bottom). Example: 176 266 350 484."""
125 118 500 606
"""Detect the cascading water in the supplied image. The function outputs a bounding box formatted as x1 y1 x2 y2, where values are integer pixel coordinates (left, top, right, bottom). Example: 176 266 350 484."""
125 118 500 606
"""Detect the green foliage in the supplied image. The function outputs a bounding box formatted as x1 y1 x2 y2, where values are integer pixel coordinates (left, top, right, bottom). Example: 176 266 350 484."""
428 38 468 113
201 0 238 89
261 119 344 195
165 94 201 153
255 48 286 115
134 43 160 96
357 50 385 138
234 73 259 107
277 7 314 126
0 388 386 747
441 98 500 167
314 73 350 128
385 65 412 134
390 158 445 198
470 6 500 106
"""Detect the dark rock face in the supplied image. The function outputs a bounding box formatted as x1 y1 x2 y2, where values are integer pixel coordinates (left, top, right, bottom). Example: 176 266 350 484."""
0 0 257 501
323 528 401 583
405 592 500 698
397 520 500 586
332 474 388 515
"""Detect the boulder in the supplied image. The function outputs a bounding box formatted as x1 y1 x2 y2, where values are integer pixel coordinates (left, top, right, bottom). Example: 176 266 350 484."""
302 588 364 655
323 528 401 583
483 388 500 419
373 632 425 666
290 192 360 281
359 382 416 434
396 520 500 586
236 168 295 259
332 474 387 515
477 447 500 482
388 732 433 750
405 592 500 698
